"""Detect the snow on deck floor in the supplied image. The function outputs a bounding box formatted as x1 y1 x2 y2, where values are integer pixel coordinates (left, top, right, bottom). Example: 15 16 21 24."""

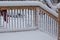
0 30 57 40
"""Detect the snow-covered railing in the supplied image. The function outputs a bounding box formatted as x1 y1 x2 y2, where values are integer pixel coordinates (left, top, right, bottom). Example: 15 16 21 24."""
0 6 38 32
0 1 58 40
38 7 58 39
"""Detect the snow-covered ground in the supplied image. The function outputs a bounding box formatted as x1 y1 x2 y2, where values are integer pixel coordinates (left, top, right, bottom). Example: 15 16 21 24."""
0 30 57 40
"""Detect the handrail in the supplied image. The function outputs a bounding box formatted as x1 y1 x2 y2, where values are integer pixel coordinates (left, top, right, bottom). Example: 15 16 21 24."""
39 6 58 21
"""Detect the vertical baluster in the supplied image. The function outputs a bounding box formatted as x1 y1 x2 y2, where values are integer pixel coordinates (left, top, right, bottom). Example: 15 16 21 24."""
9 10 10 30
36 8 38 29
9 10 11 30
17 9 18 29
32 9 35 27
47 15 48 33
31 10 33 27
45 13 46 32
22 9 24 28
23 9 25 29
40 11 42 30
44 13 46 32
42 11 44 31
54 20 57 38
33 9 34 28
33 8 37 29
6 10 8 30
16 9 17 29
30 9 32 28
2 10 4 29
54 20 56 37
52 19 54 38
21 9 22 29
24 9 25 29
7 10 10 30
14 9 16 29
25 9 27 28
55 21 58 36
39 10 41 30
27 9 29 28
19 9 21 29
51 18 53 36
7 10 8 29
45 14 47 32
46 15 48 33
42 12 43 30
54 20 56 36
13 9 14 30
48 16 50 33
49 16 51 35
26 9 28 28
38 9 40 29
50 17 52 35
32 9 33 28
47 16 50 33
56 21 58 40
43 13 46 32
11 10 13 30
29 9 31 28
0 13 3 27
54 20 55 37
48 16 50 34
47 16 48 33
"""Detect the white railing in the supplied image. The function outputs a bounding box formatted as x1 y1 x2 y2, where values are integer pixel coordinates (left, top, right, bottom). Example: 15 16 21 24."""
0 6 58 40
38 9 58 38
0 8 38 32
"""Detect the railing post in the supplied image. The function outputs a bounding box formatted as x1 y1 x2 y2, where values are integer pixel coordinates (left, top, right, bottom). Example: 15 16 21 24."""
58 8 60 40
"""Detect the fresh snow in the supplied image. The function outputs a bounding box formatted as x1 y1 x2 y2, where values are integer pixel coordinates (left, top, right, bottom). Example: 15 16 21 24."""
0 30 57 40
0 1 58 17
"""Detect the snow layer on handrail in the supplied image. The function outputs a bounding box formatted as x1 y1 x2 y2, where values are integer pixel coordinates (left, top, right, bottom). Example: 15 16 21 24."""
0 1 58 17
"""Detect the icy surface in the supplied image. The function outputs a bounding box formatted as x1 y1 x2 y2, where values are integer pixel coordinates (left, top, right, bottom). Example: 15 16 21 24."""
0 1 58 17
0 30 57 40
